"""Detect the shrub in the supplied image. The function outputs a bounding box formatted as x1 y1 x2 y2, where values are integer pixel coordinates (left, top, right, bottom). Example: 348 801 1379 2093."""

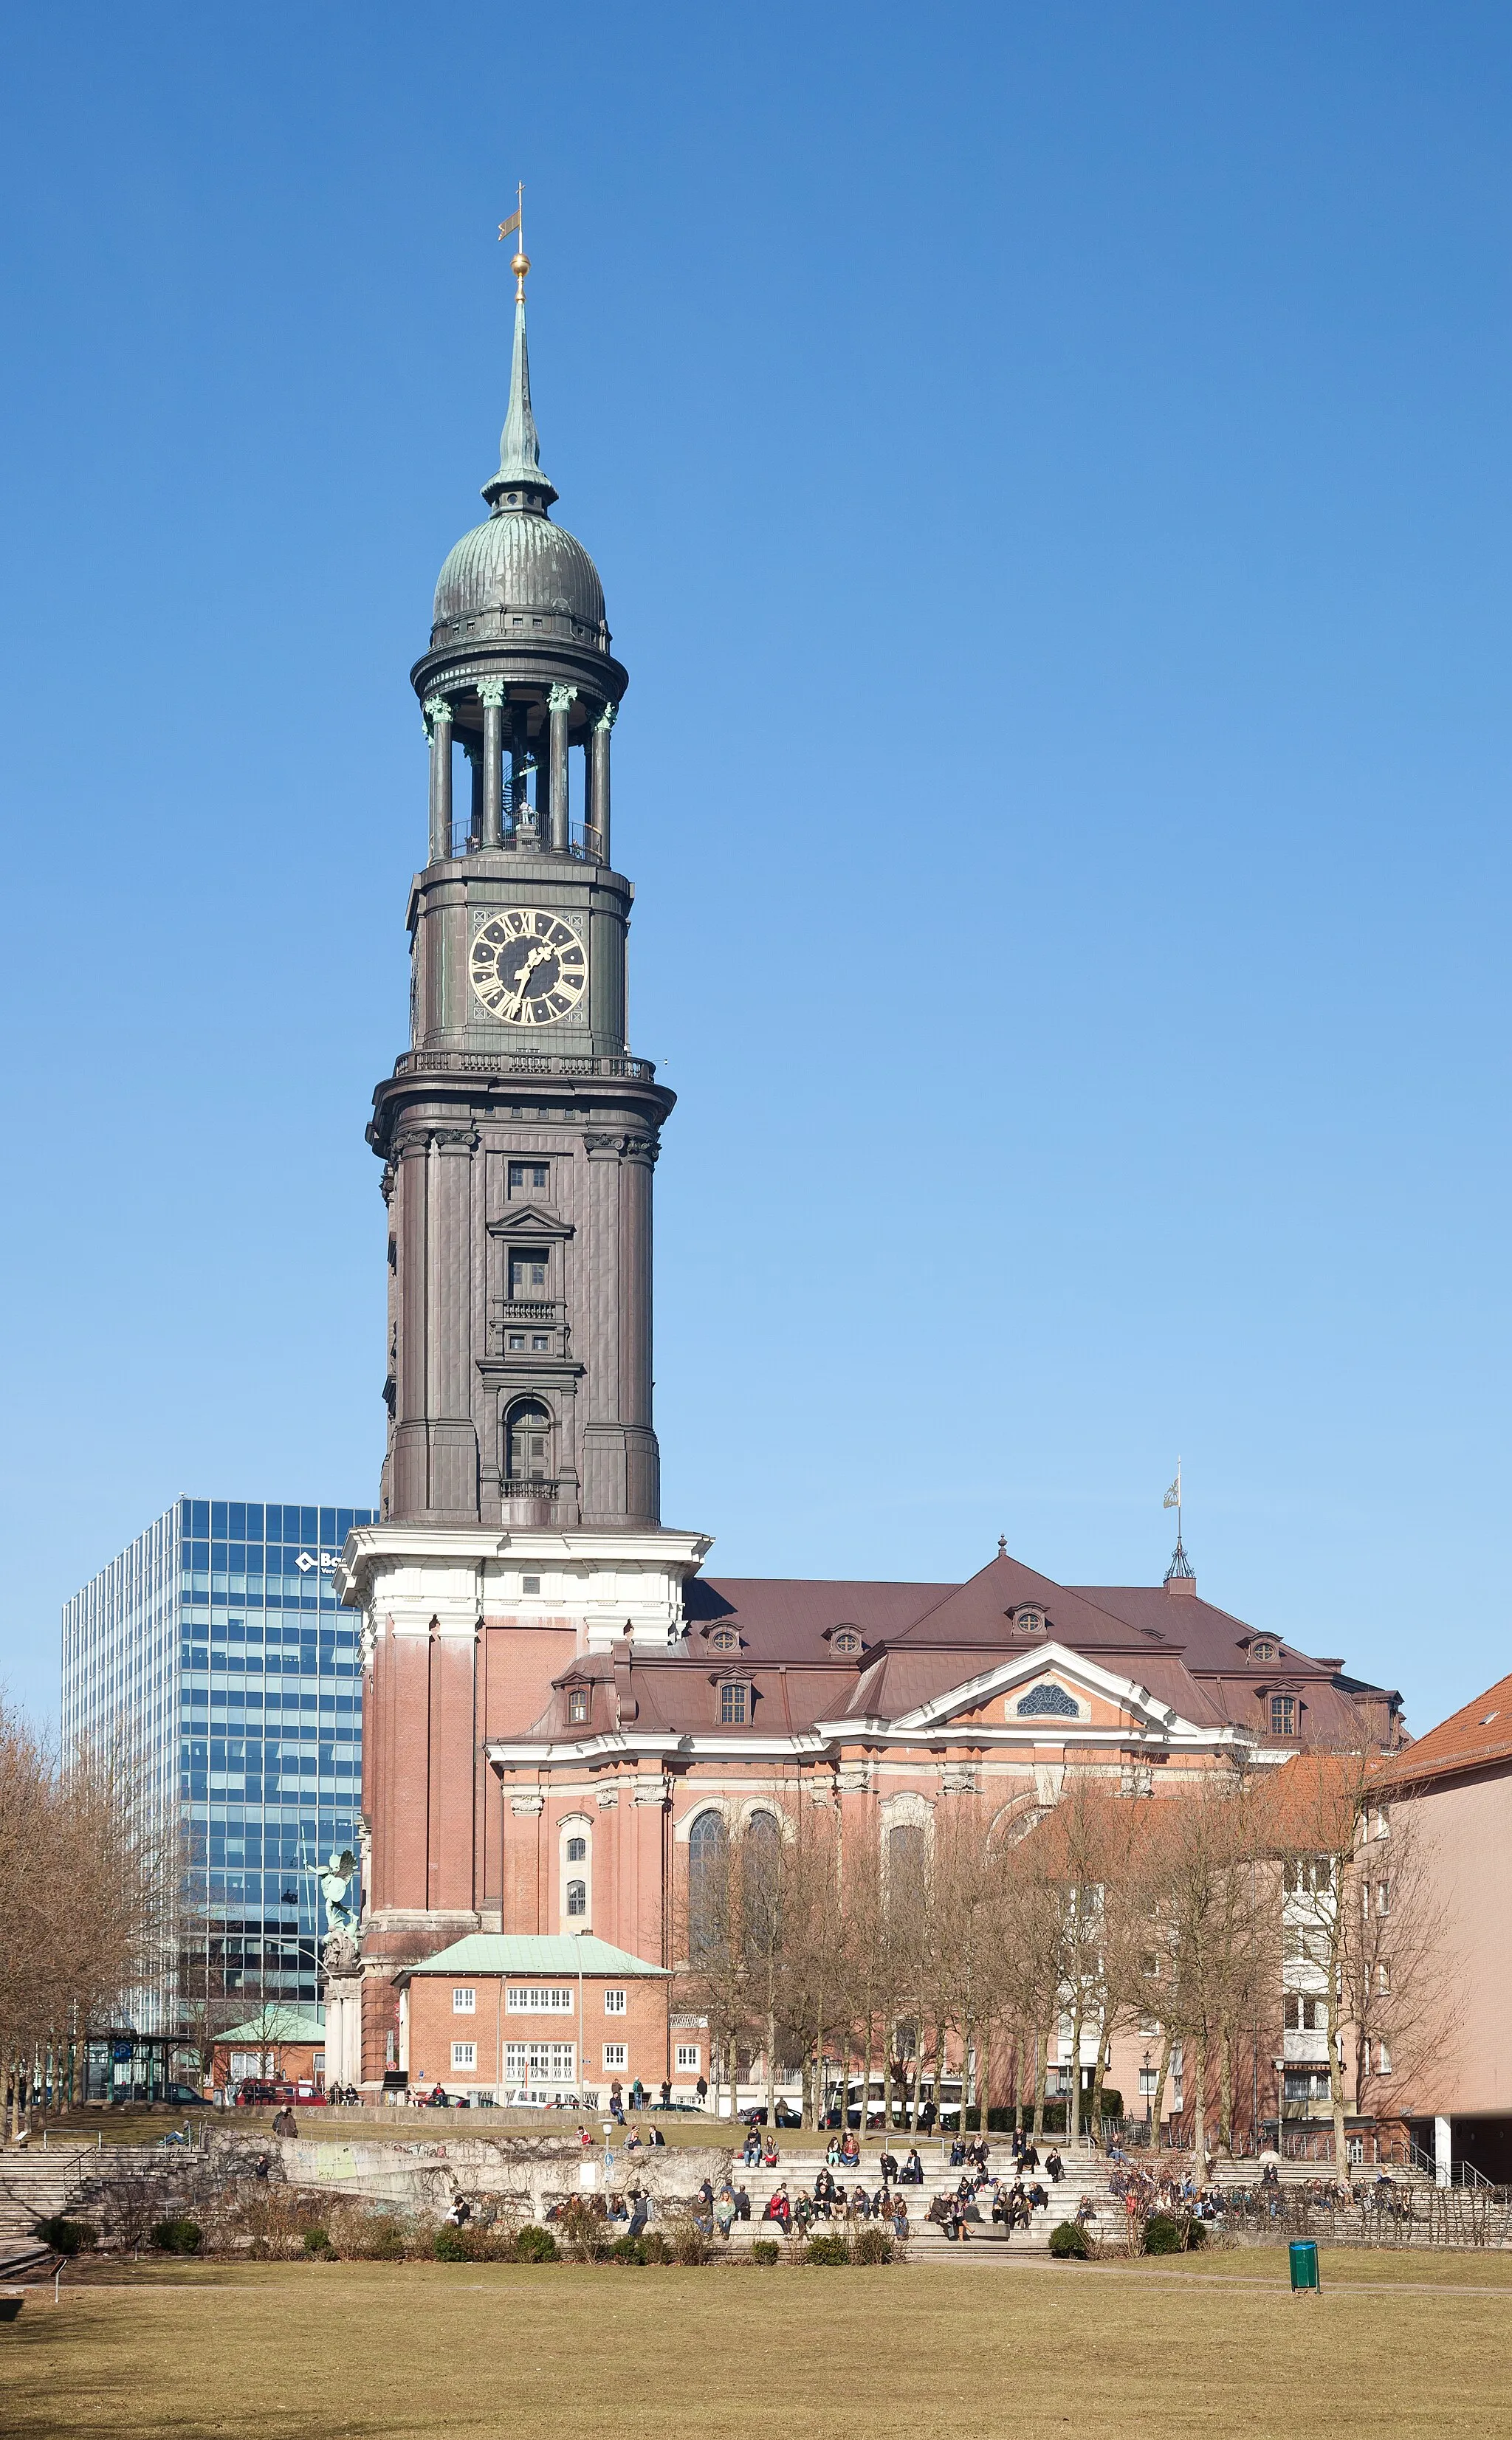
558 2197 614 2263
354 2218 408 2261
668 2214 712 2267
513 2224 559 2263
1048 2221 1091 2260
302 2228 332 2257
33 2218 97 2256
804 2232 851 2267
639 2229 671 2264
850 2225 895 2266
149 2218 202 2256
749 2239 780 2266
1142 2213 1205 2255
608 2233 646 2264
433 2227 470 2261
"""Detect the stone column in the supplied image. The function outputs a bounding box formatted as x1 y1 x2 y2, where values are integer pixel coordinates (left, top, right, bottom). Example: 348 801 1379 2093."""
590 701 616 867
548 684 577 852
478 680 506 848
425 696 453 862
462 740 483 848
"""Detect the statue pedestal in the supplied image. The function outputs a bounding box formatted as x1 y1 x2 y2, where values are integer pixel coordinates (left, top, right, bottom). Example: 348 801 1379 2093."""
322 1936 363 2089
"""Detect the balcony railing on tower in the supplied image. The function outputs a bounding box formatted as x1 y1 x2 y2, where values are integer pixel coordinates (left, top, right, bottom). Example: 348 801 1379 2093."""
449 811 605 865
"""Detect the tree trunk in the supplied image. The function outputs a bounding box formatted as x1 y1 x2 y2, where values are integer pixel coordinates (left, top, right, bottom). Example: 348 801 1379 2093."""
1090 2005 1111 2138
766 2001 777 2129
1191 2032 1209 2173
932 2017 945 2137
1031 2026 1048 2140
1149 2028 1173 2148
907 1999 924 2133
1068 1997 1085 2145
979 2019 992 2141
1219 2027 1234 2155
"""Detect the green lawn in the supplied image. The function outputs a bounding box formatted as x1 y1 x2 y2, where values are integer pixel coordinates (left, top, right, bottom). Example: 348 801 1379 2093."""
4 2254 1510 2440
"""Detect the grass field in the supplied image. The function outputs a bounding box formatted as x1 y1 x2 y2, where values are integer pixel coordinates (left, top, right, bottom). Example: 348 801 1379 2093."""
4 2252 1511 2440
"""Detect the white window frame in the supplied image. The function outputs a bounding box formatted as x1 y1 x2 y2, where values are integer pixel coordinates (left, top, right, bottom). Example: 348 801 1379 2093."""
452 1987 476 2014
676 2042 701 2072
604 1987 627 2015
506 1985 574 2013
603 2043 628 2070
451 2041 476 2071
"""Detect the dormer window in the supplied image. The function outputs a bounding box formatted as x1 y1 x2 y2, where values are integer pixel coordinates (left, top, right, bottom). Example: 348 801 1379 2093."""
831 1629 862 1656
718 1680 749 1726
1014 1608 1045 1635
1250 1640 1278 1663
567 1688 589 1726
1270 1694 1296 1738
709 1627 740 1652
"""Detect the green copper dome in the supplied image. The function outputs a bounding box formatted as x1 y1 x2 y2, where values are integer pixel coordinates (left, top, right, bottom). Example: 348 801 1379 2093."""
431 512 607 647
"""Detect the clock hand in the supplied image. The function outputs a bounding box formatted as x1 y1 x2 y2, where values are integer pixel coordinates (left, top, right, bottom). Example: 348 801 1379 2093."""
504 944 550 1016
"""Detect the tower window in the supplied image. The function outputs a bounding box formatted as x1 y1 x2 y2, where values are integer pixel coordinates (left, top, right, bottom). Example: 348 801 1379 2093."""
509 1163 550 1195
522 1574 541 1595
566 1835 587 1861
509 1253 549 1297
506 1401 551 1482
567 1691 588 1726
719 1681 749 1726
566 1879 586 1917
507 1333 525 1351
1270 1694 1296 1738
531 1333 549 1352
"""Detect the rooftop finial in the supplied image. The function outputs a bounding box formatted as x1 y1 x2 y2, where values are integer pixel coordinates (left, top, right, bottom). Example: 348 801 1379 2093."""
485 186 557 512
1162 1458 1195 1584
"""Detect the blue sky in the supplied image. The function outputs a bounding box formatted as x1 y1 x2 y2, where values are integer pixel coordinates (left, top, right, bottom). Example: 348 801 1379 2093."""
1 1 1509 1732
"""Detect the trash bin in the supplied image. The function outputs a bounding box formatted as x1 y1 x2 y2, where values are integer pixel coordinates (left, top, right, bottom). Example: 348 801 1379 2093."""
1288 2238 1321 2293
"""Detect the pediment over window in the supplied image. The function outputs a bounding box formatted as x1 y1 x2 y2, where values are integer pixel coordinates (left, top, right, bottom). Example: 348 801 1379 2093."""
487 1203 574 1243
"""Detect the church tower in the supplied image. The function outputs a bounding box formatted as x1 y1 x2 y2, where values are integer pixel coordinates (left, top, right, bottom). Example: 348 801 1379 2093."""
340 237 709 2064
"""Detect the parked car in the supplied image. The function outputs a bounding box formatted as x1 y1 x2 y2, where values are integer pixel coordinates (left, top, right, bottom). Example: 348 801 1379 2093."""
162 2083 212 2107
740 2103 803 2128
233 2078 329 2108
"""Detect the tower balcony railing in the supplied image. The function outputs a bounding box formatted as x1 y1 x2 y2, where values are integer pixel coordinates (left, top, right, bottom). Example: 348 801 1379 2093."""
501 1478 561 1525
447 814 605 865
391 1050 656 1082
498 1301 554 1323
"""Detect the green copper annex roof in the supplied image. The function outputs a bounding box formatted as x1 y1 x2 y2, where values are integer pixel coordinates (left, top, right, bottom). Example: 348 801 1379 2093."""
482 291 557 511
405 1935 667 1979
217 2004 326 2045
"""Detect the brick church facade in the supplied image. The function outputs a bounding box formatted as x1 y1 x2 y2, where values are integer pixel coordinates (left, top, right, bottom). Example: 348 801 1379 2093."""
337 240 1404 2094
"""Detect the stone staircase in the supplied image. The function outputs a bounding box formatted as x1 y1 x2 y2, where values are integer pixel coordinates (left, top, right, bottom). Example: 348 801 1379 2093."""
712 2143 1110 2258
0 2146 97 2278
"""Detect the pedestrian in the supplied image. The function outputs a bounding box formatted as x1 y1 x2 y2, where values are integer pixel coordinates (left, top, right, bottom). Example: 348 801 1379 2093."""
695 2072 709 2108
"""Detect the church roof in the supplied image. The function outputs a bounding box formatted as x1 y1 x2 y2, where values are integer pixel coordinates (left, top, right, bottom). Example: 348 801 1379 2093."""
504 1548 1401 1756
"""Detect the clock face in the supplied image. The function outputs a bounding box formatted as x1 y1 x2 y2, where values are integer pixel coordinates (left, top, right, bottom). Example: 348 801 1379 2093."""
470 909 587 1026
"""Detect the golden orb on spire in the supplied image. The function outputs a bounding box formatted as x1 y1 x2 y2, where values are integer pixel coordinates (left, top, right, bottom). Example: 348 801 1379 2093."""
512 251 530 278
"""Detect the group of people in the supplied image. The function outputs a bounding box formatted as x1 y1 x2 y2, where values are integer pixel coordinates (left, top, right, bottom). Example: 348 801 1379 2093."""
759 2174 913 2242
577 2117 667 2154
605 2078 676 2120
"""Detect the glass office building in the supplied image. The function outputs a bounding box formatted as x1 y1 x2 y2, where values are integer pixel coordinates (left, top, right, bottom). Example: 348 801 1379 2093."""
62 1497 374 2038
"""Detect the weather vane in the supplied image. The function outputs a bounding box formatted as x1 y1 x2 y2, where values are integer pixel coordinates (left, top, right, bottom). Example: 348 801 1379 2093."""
498 182 529 300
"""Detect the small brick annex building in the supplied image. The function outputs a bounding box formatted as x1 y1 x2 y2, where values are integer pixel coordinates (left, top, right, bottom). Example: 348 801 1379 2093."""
336 247 1406 2100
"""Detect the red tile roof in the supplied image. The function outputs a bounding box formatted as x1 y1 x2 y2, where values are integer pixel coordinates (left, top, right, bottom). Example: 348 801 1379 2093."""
1383 1669 1512 1790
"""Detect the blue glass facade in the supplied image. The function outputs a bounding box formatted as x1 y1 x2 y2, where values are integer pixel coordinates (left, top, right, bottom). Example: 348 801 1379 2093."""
63 1496 375 2024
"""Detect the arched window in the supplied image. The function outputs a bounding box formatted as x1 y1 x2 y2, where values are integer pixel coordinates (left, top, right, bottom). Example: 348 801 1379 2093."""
506 1399 551 1483
566 1879 586 1917
743 1812 782 1949
887 1823 927 1911
687 1811 729 1959
566 1836 586 1863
